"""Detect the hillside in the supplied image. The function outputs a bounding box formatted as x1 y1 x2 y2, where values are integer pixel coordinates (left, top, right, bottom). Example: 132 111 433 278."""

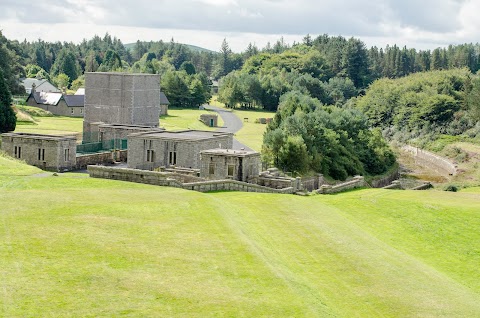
124 42 216 54
1 154 480 317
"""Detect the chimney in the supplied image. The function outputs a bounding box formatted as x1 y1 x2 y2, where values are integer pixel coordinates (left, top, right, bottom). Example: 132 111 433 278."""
31 83 36 94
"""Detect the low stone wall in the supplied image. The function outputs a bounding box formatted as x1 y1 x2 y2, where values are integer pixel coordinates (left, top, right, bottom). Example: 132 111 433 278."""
88 165 294 194
370 164 400 188
76 150 127 170
317 176 365 194
382 180 402 190
411 182 433 190
183 180 294 194
403 145 457 176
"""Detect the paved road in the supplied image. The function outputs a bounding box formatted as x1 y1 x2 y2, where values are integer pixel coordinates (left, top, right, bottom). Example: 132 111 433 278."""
204 105 253 151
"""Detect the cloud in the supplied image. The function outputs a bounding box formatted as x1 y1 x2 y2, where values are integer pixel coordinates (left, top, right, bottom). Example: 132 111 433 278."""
1 0 479 52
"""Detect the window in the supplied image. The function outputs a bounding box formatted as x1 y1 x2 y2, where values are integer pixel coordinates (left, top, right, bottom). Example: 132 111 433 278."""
169 151 177 165
64 148 69 162
227 165 235 176
147 150 154 162
80 108 83 114
15 146 21 159
71 108 74 115
209 163 215 175
38 148 45 161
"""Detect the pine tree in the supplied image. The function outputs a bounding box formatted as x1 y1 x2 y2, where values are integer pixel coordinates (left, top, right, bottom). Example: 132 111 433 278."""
0 68 16 133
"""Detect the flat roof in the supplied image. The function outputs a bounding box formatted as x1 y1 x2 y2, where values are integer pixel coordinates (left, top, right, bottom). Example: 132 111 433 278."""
129 130 232 141
200 148 259 157
99 124 165 131
1 132 76 141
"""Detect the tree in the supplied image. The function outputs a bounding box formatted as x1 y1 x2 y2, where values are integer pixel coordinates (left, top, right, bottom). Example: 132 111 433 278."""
50 48 80 83
277 135 310 174
0 68 16 133
53 73 70 90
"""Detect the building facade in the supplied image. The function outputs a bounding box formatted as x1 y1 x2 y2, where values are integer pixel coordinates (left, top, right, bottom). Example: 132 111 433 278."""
1 133 77 171
199 148 261 182
127 130 233 170
83 72 161 142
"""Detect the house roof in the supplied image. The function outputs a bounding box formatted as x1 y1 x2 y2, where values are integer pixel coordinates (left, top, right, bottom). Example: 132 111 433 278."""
20 78 60 92
31 92 63 105
160 92 170 105
75 88 85 95
63 95 84 107
28 92 85 107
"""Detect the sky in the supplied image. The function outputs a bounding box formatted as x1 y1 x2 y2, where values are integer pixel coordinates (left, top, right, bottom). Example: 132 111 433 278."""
1 0 479 52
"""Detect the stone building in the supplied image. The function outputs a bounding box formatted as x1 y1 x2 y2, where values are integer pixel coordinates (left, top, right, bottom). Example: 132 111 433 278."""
199 113 218 127
83 72 161 143
97 124 164 150
127 130 233 170
1 133 76 171
199 148 261 182
26 89 84 117
160 92 169 116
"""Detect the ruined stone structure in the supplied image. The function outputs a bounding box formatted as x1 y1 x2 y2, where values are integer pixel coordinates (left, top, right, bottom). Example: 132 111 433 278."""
199 148 260 182
1 133 76 171
127 130 233 170
199 114 218 127
83 72 161 143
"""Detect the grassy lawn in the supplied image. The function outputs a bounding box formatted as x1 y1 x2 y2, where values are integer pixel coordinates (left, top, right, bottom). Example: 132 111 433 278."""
14 116 83 138
230 108 275 152
1 155 480 317
161 107 224 131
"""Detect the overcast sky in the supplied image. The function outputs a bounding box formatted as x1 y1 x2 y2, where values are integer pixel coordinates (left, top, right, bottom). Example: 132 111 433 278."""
1 0 479 52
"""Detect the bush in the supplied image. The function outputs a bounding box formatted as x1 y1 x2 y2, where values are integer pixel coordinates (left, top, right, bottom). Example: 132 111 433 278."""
444 184 458 192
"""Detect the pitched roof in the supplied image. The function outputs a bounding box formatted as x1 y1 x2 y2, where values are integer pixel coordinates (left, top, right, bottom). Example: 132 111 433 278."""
74 88 85 95
20 78 61 92
63 95 84 107
31 92 63 105
160 92 170 105
28 92 85 107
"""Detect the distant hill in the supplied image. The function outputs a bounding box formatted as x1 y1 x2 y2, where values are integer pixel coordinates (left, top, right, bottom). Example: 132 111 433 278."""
124 42 217 54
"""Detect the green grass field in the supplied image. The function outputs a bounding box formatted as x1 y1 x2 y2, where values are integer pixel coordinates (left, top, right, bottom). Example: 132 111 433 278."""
14 116 83 137
230 108 274 151
161 107 224 131
1 155 480 317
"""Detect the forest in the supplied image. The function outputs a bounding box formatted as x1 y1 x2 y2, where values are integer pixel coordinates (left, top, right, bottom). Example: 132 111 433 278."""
1 31 480 179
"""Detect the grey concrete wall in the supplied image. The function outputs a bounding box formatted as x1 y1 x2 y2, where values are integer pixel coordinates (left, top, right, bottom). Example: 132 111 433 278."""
1 133 76 171
87 165 294 194
84 72 160 127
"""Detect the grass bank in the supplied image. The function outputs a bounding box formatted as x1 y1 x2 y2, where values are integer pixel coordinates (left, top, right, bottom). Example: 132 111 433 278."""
1 155 480 317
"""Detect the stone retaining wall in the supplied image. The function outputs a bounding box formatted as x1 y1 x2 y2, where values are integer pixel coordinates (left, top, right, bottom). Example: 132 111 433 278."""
370 164 400 188
403 145 457 176
87 165 294 194
76 150 127 170
317 176 365 194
